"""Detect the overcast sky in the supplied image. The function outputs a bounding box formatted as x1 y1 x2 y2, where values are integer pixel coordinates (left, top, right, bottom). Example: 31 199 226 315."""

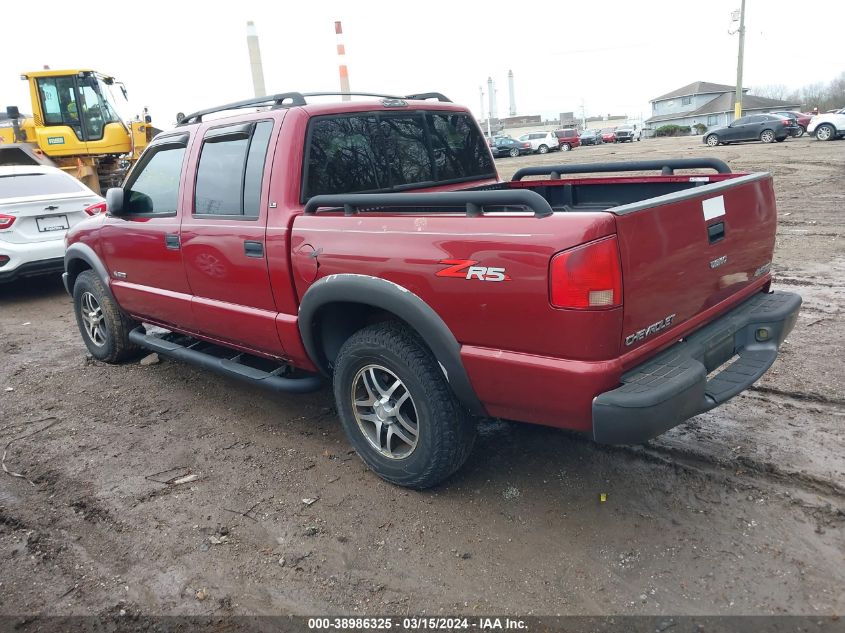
2 0 843 130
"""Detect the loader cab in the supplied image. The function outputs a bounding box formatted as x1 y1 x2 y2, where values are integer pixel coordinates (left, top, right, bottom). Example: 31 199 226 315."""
26 70 131 156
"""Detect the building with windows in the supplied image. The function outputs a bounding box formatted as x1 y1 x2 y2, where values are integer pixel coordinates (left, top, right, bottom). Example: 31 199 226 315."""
645 81 800 131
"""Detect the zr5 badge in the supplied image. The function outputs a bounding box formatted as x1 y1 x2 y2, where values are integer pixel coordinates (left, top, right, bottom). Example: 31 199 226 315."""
436 259 510 282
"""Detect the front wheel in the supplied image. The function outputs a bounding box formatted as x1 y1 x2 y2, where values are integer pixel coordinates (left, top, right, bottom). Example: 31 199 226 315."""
537 144 549 154
72 270 139 363
760 129 775 143
706 134 720 147
333 322 476 489
815 124 835 141
560 143 571 152
509 148 520 157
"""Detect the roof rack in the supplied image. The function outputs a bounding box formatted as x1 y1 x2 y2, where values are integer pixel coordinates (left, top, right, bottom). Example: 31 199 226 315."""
299 92 452 103
177 93 307 125
404 92 452 102
176 91 453 125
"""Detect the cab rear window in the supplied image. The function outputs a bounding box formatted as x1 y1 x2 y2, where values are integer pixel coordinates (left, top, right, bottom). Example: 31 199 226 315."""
0 172 83 198
303 111 494 200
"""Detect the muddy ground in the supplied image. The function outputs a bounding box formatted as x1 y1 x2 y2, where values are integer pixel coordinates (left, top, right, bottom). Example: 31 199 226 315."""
1 135 843 619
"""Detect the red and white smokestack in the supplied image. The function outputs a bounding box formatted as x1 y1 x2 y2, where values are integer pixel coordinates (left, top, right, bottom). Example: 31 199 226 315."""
335 21 351 101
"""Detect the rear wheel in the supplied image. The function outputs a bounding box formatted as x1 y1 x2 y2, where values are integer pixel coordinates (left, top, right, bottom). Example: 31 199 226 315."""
706 134 720 147
815 124 835 141
537 144 549 154
794 126 805 138
760 129 775 143
72 270 139 363
333 322 476 489
560 143 571 152
509 148 520 157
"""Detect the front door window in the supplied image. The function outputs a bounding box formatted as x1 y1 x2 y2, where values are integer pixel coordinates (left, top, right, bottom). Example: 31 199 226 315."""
37 76 83 140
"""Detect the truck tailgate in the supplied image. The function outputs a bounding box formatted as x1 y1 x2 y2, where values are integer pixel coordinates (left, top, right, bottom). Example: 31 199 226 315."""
612 173 777 351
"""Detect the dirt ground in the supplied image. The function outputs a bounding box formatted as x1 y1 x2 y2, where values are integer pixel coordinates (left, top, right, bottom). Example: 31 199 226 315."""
1 135 843 619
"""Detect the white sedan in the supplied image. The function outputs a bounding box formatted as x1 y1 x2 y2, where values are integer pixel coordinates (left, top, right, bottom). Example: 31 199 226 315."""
0 165 103 283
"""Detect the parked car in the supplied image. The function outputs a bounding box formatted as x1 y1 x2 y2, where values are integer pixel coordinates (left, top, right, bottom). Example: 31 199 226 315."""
490 136 533 158
63 92 800 489
579 129 602 146
702 113 795 146
0 165 103 283
615 126 640 142
553 128 581 151
518 131 559 154
601 128 617 143
770 110 812 137
807 108 845 141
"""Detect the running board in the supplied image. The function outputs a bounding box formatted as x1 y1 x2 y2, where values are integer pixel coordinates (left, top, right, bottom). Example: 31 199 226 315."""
128 326 323 394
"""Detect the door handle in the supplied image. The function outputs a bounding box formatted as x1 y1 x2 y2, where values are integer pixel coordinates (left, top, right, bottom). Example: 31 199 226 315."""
244 240 264 258
165 234 180 250
708 221 725 244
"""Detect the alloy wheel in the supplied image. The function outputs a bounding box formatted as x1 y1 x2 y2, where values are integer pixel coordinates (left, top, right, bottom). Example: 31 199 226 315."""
80 291 106 347
351 364 419 459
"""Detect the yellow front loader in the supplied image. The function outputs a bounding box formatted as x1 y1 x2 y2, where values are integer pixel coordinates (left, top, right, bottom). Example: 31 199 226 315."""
0 69 153 194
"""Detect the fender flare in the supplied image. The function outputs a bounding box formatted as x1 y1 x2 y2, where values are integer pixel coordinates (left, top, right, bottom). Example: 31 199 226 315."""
298 274 485 416
63 242 113 298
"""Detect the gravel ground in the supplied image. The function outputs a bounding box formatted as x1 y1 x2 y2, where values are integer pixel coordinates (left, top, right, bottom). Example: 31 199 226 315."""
0 135 843 619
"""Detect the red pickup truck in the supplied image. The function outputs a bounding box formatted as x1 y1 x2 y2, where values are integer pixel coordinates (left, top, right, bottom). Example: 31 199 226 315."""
63 91 801 488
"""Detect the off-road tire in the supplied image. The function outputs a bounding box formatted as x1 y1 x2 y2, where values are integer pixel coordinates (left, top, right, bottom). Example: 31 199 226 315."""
333 321 476 489
72 270 139 363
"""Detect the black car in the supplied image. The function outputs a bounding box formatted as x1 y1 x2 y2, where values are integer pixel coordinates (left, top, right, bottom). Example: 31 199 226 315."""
490 136 533 158
579 129 602 146
703 114 797 146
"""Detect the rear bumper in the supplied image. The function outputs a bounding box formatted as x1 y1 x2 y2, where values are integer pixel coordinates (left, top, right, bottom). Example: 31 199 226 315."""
0 237 65 282
592 290 801 444
0 257 65 283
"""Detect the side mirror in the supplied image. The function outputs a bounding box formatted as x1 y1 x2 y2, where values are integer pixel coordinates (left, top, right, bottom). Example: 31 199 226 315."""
6 105 20 119
106 188 125 216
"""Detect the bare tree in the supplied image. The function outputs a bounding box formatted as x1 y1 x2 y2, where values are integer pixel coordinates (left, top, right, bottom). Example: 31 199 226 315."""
752 84 791 100
823 71 845 110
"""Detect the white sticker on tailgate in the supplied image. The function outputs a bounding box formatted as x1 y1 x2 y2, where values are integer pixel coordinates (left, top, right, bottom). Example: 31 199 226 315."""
702 196 726 221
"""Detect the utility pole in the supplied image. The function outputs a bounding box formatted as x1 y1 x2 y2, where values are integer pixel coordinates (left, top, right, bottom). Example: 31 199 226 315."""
733 0 746 120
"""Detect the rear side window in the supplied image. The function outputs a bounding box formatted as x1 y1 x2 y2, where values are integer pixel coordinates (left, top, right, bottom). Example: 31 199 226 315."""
194 120 274 217
426 113 494 182
304 111 494 199
0 172 83 198
125 146 185 214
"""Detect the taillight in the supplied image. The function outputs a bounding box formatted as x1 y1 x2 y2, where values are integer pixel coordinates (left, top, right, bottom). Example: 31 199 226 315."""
0 255 9 268
85 202 107 216
549 236 623 310
0 214 16 229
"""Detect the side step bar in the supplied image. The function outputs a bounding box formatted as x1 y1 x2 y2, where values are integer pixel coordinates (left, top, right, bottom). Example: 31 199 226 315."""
128 326 323 394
